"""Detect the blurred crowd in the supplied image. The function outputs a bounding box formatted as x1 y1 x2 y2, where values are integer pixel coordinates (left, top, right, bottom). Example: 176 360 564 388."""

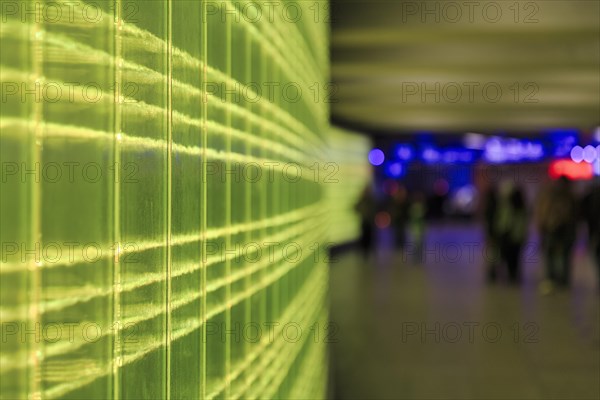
484 177 600 290
355 178 600 291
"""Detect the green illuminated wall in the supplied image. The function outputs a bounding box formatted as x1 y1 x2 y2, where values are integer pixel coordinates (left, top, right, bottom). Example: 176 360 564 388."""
0 1 368 399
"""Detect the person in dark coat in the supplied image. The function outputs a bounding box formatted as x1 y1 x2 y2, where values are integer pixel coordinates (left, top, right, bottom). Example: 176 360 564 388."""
581 183 600 285
535 177 578 290
390 189 409 249
496 183 528 284
355 184 375 259
482 186 500 281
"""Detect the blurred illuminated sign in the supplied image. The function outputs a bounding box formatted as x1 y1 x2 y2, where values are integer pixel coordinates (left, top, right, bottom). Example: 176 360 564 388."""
373 132 593 174
549 159 593 180
483 137 544 163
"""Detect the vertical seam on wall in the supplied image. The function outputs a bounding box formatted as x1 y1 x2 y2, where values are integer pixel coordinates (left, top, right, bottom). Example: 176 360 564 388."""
244 11 252 393
29 1 43 397
166 0 173 398
201 1 208 397
113 1 122 398
224 4 232 397
259 20 267 397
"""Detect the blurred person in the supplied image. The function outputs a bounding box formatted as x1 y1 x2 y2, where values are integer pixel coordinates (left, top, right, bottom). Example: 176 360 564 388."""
428 191 447 219
496 182 528 283
581 183 600 284
390 188 409 249
482 186 500 281
355 184 375 259
535 177 578 292
408 191 427 262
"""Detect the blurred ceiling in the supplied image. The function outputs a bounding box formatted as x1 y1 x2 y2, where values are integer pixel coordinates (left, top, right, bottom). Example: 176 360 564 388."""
330 0 600 134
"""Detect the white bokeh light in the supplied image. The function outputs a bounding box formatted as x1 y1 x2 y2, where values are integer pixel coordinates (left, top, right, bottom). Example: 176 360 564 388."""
582 145 597 163
570 146 584 163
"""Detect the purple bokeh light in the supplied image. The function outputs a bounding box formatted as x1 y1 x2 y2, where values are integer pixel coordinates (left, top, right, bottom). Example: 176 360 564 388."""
368 148 385 166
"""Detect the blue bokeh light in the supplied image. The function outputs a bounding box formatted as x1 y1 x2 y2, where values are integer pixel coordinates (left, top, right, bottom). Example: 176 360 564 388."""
368 148 385 166
386 162 404 178
421 147 441 164
396 145 414 161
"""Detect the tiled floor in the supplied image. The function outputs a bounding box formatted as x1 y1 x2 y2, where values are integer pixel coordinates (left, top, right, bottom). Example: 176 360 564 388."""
329 223 600 399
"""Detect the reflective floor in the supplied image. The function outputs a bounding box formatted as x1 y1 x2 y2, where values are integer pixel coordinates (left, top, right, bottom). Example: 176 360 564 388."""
329 223 600 399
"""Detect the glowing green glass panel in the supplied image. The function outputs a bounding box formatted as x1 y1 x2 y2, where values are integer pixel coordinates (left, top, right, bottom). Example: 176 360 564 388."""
0 1 369 399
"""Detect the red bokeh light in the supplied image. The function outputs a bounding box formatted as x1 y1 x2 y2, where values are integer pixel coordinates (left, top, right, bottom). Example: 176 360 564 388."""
549 159 593 180
375 212 391 229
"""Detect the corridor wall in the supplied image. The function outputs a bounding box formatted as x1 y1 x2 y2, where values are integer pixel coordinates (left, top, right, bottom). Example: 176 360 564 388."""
0 1 368 399
327 127 371 245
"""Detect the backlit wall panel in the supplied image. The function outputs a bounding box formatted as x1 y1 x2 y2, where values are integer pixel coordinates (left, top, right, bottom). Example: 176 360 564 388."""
0 1 368 399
